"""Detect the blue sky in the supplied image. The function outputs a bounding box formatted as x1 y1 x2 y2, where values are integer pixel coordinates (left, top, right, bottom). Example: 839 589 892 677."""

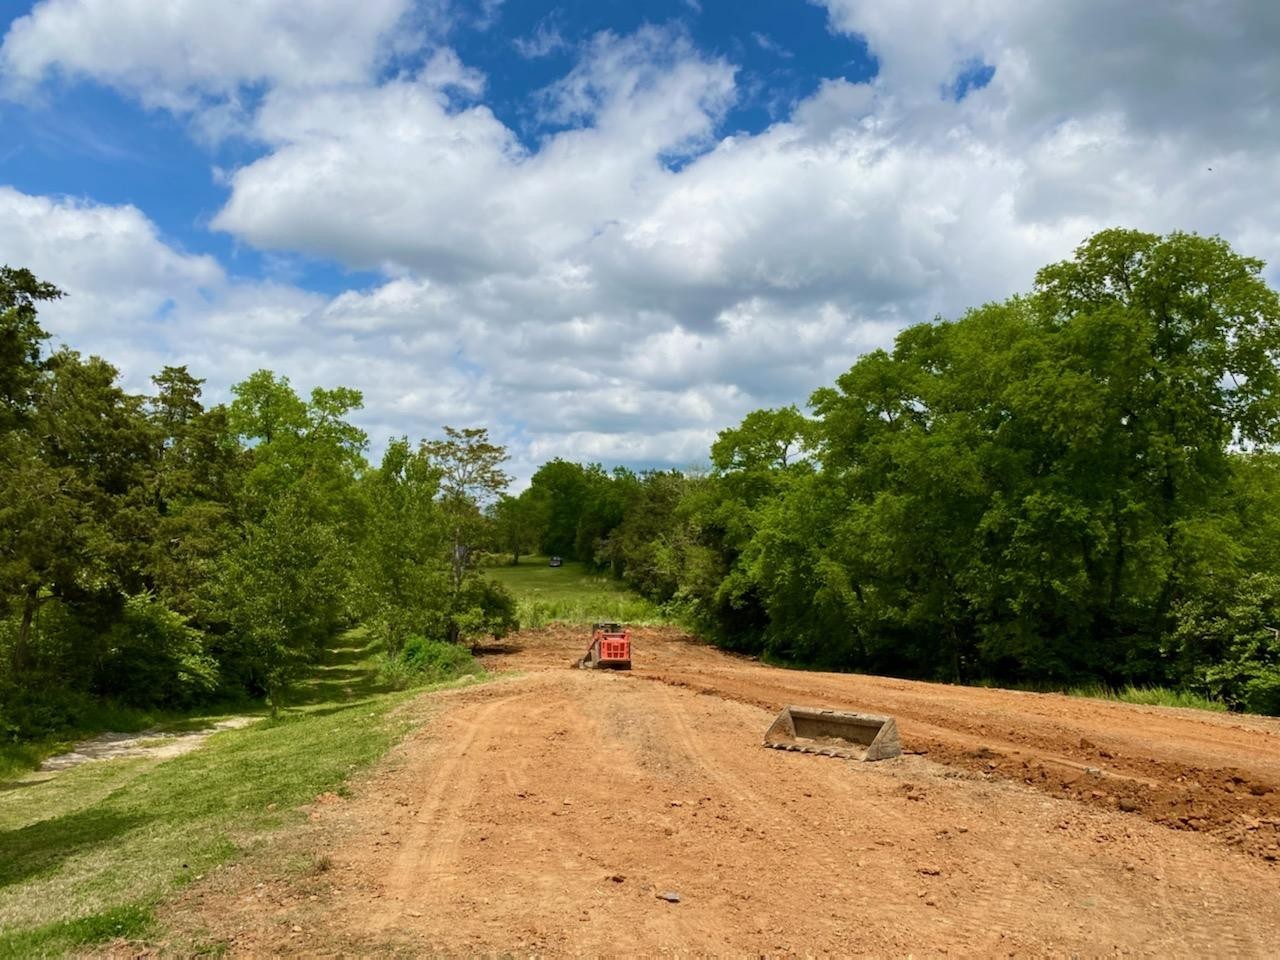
1 0 1276 479
0 0 882 294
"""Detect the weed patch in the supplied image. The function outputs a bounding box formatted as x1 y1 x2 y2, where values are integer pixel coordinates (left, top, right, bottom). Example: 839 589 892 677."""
378 635 486 689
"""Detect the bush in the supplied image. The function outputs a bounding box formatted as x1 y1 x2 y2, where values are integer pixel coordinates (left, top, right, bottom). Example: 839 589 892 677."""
1173 574 1280 714
377 635 484 690
450 578 519 647
94 593 220 708
0 682 92 740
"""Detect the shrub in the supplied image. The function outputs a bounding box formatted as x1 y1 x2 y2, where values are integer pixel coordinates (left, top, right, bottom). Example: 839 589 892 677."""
94 593 220 708
1173 573 1280 714
450 578 519 647
377 635 484 690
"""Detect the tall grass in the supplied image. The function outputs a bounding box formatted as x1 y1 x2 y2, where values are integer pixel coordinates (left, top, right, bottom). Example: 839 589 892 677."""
515 593 671 629
1066 683 1227 712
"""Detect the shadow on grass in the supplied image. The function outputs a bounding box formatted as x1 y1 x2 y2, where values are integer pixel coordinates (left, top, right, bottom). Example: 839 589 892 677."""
471 641 524 656
312 665 378 681
286 632 395 708
276 699 385 721
0 808 150 889
289 675 398 708
321 635 384 667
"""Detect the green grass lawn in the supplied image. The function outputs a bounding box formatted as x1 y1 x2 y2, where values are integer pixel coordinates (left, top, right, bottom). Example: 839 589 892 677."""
487 556 673 627
0 628 485 958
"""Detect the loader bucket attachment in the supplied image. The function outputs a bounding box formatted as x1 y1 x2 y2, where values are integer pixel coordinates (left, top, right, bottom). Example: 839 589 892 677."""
763 706 901 761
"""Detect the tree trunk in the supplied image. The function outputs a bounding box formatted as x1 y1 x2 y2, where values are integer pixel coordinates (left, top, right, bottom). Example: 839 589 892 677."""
451 525 465 590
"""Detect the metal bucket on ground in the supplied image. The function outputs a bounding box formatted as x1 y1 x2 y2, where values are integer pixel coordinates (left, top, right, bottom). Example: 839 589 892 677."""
762 705 902 761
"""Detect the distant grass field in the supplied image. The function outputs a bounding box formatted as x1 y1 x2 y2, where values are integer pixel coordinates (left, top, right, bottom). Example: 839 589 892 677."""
0 628 486 958
488 557 674 627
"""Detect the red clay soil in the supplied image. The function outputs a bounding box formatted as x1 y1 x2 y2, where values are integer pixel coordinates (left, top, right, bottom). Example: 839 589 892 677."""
164 626 1280 958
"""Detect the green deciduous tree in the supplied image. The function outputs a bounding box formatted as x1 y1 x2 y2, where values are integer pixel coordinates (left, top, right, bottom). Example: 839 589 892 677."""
491 491 547 566
357 438 447 655
215 488 347 714
421 426 515 644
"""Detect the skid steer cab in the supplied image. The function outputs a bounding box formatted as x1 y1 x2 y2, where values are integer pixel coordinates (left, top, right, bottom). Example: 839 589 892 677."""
574 622 632 670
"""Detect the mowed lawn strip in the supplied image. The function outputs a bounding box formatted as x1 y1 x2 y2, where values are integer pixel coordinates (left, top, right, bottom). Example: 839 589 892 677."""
488 556 672 626
0 628 485 958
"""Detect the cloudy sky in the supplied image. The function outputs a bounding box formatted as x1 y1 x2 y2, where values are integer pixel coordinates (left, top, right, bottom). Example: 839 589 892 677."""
1 0 1276 480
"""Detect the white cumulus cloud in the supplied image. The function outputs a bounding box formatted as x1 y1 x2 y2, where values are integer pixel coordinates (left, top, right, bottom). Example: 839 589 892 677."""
2 3 1279 480
0 0 420 109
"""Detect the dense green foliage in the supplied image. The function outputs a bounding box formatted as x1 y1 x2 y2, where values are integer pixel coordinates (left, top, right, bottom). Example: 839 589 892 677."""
5 227 1279 728
378 633 486 689
0 269 516 742
501 231 1280 712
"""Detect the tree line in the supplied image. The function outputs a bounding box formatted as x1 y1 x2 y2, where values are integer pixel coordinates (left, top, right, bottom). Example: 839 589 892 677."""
498 230 1280 714
5 226 1279 737
1 266 516 737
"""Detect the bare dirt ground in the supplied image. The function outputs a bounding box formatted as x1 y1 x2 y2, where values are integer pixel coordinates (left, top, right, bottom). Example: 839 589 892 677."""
164 627 1280 958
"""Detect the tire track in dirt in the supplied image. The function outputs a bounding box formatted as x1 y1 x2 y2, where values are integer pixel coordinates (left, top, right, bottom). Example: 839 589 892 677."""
372 690 542 931
650 683 1111 956
486 627 1280 860
651 683 767 808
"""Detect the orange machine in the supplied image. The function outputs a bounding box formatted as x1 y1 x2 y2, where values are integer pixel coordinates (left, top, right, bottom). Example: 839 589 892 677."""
574 622 632 670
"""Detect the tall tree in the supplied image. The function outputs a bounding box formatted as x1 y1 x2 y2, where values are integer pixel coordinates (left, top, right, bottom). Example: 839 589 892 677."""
357 438 447 654
421 427 511 642
491 491 547 566
0 266 60 432
526 459 589 558
216 487 346 715
422 427 510 589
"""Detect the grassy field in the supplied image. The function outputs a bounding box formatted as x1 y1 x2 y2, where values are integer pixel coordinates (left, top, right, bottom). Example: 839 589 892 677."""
488 556 674 627
0 629 485 958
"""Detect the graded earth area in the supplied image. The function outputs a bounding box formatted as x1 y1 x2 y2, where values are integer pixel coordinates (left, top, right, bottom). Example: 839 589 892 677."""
165 627 1280 957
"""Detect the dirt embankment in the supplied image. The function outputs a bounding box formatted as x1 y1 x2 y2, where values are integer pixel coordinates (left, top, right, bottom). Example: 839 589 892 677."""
609 629 1280 863
162 626 1280 958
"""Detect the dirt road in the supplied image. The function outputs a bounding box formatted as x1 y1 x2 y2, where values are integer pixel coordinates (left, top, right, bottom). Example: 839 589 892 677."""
174 627 1280 957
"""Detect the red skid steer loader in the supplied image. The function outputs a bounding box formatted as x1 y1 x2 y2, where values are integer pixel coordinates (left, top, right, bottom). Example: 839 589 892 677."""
574 622 631 670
